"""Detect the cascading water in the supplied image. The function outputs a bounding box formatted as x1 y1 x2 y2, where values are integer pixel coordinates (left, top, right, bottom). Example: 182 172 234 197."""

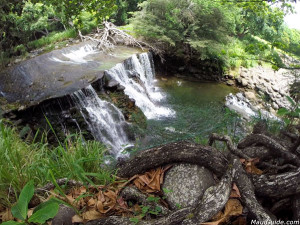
71 85 131 157
51 44 97 64
105 52 175 119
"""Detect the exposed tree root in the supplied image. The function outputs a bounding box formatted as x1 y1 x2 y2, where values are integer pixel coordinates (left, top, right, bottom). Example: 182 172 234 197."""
35 178 82 194
251 168 300 198
117 141 228 178
47 124 299 224
238 134 300 166
120 186 171 215
293 194 300 220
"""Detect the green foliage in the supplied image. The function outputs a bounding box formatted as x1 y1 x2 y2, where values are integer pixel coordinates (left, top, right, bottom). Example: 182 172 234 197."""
130 0 235 64
112 0 145 25
11 181 34 221
39 0 116 25
0 120 113 207
2 181 60 225
277 96 300 126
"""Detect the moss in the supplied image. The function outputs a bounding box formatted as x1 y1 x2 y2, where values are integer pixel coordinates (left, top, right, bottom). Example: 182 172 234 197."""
0 97 23 112
101 90 147 135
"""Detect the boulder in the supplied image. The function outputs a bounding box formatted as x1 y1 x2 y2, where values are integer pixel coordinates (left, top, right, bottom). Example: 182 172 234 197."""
52 205 76 225
226 80 235 86
244 91 256 102
162 164 215 210
241 78 248 87
107 79 120 89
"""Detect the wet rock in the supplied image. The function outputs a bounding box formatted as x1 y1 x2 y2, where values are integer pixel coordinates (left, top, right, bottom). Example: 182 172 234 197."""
52 205 76 225
272 86 279 92
107 79 120 89
226 80 235 86
178 66 185 72
162 164 215 210
14 58 22 64
244 91 256 102
272 102 279 110
117 85 125 91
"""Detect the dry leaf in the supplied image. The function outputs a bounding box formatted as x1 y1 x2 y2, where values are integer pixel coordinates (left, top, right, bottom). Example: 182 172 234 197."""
87 198 97 207
82 209 103 221
0 208 14 222
117 197 128 209
232 216 247 225
72 215 84 223
225 199 243 217
96 190 117 214
230 183 241 198
133 166 171 193
27 208 34 218
243 158 263 175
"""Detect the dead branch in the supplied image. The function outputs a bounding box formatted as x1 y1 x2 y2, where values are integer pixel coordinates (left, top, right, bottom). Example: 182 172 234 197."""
78 22 163 60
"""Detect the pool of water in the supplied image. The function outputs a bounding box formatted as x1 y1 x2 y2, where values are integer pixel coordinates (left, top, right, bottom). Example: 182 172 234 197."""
139 76 239 148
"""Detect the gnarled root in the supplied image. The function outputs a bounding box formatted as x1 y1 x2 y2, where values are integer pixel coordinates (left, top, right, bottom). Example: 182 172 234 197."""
87 128 299 224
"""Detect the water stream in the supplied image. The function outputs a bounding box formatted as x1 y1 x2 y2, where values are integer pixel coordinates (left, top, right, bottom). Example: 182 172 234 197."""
139 77 238 148
71 85 132 157
105 52 175 119
68 51 238 155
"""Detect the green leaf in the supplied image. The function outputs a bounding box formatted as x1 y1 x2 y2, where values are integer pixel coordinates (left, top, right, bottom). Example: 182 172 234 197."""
33 197 63 213
146 196 160 202
11 181 34 221
129 217 139 224
277 108 290 116
141 206 150 214
28 202 59 223
286 96 296 106
1 221 23 225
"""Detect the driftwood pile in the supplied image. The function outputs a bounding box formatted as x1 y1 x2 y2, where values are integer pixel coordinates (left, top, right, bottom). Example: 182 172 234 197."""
78 22 162 59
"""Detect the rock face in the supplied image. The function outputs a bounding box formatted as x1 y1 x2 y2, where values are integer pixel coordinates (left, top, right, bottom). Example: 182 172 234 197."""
235 67 299 109
162 164 215 210
225 92 278 121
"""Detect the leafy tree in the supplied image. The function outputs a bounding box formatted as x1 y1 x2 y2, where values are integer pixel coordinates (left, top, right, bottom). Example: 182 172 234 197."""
38 0 116 26
112 0 145 25
130 0 236 64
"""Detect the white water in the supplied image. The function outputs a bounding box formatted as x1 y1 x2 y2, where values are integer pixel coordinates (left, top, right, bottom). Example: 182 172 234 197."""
105 52 175 119
71 85 131 157
51 45 97 64
226 93 278 120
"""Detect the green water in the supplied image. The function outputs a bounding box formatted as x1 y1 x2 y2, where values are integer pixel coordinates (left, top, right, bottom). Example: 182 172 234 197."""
139 77 239 148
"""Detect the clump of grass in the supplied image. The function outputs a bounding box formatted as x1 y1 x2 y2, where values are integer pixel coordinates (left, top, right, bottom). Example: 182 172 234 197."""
0 120 114 207
27 29 77 50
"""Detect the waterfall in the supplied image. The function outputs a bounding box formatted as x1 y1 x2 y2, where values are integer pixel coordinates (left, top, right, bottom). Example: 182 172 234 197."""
105 52 175 119
71 85 131 157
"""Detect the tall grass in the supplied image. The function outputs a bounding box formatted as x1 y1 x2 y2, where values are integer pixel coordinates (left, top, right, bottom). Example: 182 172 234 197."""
27 29 77 50
0 120 114 207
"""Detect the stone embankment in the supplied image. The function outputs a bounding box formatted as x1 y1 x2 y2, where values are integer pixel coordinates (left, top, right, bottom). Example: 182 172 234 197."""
225 66 299 119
